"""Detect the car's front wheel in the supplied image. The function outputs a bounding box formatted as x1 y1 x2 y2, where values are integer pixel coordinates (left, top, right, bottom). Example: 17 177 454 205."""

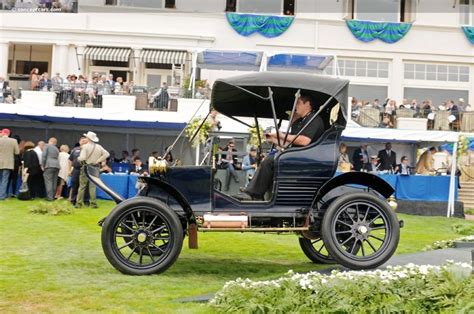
101 197 183 275
321 193 400 270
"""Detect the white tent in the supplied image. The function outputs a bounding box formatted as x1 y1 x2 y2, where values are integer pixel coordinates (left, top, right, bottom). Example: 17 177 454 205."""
342 126 461 217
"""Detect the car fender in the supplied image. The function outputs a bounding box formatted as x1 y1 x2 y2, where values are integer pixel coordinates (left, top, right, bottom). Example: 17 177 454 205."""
140 176 195 223
312 172 394 208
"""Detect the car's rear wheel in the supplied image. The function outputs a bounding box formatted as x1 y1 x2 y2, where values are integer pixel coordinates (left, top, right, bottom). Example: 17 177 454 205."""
101 197 183 275
299 237 335 264
321 193 399 270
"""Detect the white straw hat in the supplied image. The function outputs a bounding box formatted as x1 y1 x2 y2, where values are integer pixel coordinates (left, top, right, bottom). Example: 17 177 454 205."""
83 131 99 143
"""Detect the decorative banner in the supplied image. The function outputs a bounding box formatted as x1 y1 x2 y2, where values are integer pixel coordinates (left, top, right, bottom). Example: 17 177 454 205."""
461 26 474 45
346 20 412 44
226 13 294 38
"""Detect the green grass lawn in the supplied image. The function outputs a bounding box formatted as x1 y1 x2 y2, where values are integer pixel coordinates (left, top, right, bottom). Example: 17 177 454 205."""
0 199 472 313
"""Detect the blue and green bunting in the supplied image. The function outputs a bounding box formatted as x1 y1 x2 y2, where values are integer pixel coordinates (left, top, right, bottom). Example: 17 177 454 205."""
226 13 294 38
346 20 412 44
461 26 474 45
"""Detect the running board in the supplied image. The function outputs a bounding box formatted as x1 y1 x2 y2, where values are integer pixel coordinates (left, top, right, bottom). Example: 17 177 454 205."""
200 227 309 233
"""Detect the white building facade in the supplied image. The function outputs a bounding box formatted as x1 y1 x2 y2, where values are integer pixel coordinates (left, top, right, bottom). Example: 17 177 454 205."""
0 0 473 105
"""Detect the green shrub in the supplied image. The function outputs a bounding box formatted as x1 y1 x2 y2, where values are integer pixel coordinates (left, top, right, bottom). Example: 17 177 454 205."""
210 262 473 313
29 201 74 216
465 208 474 215
452 223 474 235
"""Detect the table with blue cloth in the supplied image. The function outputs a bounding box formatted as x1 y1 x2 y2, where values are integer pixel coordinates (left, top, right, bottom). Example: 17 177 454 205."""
394 175 458 201
335 172 457 202
96 174 132 200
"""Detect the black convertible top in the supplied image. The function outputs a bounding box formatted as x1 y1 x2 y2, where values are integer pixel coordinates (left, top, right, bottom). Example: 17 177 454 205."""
211 72 349 121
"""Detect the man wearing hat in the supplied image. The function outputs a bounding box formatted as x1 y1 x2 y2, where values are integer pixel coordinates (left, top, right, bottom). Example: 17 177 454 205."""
242 146 258 187
76 131 109 208
0 129 19 200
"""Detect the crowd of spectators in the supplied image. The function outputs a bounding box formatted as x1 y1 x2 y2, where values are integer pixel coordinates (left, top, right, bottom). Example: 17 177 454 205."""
351 97 472 131
0 128 180 207
29 69 145 108
337 142 456 177
1 70 212 106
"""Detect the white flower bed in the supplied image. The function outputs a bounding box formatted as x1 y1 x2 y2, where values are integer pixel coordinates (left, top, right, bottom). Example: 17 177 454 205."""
210 262 473 313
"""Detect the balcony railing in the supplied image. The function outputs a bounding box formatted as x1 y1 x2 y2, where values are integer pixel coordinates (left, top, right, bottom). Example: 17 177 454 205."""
1 81 209 112
351 107 474 132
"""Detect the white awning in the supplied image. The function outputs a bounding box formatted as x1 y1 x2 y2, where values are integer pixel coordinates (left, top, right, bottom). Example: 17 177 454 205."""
83 46 131 62
140 49 188 64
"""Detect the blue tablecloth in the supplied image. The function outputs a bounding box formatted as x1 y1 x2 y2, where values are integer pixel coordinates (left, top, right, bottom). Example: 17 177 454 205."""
394 175 457 202
128 175 139 198
97 174 129 200
335 172 457 202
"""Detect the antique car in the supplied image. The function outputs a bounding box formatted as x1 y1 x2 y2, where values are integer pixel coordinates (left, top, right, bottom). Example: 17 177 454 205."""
87 72 401 275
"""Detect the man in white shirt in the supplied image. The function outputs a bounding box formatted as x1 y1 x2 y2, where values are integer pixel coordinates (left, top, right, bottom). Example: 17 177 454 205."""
34 141 45 163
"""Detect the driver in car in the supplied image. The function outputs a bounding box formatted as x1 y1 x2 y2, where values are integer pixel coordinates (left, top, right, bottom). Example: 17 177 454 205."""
238 94 325 201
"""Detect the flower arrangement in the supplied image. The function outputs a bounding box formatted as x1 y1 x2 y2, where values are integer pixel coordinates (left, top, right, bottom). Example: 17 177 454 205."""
210 262 473 313
185 117 212 147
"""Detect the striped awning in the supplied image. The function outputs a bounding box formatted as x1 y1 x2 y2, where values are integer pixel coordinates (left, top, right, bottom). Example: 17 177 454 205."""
83 46 131 62
140 49 188 64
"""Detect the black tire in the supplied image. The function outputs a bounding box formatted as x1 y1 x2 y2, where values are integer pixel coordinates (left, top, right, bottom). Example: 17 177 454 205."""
101 197 184 275
321 193 400 270
299 237 335 264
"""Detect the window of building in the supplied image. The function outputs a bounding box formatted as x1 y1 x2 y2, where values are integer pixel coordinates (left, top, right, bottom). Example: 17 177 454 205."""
349 84 388 103
460 0 474 25
92 60 129 68
404 63 470 82
404 87 469 106
346 0 416 22
15 61 49 75
225 0 295 15
337 59 389 78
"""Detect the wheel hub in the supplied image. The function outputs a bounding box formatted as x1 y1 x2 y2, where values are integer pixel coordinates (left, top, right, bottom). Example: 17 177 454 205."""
137 232 147 243
134 229 152 246
352 223 370 240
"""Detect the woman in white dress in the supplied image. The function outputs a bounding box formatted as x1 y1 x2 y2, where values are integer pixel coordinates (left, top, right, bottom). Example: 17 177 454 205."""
55 144 70 199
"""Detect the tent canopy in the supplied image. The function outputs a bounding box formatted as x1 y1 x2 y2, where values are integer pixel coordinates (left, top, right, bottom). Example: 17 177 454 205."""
267 53 333 72
211 72 349 120
196 50 263 71
0 113 185 130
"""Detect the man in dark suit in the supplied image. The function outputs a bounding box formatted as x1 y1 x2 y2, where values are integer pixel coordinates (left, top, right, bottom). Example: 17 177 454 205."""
377 142 397 171
395 156 412 175
129 157 148 175
352 144 369 171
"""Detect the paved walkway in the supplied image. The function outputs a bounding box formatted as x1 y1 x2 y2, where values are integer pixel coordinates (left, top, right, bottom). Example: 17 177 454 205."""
178 247 473 303
382 247 473 268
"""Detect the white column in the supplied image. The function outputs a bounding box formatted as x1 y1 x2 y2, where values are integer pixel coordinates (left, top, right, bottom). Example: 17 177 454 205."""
390 57 404 104
0 41 10 78
132 48 142 85
51 43 69 77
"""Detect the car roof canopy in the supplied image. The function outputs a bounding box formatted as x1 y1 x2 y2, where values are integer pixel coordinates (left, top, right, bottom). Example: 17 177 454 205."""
211 72 349 121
